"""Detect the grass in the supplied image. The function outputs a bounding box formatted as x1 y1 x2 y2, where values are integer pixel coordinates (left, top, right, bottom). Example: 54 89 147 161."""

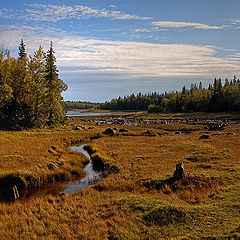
0 114 239 239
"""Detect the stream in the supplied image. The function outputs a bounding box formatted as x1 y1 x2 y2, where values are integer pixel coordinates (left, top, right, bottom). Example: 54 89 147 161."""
1 144 102 202
61 145 102 194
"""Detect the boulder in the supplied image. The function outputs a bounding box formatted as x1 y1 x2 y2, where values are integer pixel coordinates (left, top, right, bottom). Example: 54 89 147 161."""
103 128 116 135
173 163 185 180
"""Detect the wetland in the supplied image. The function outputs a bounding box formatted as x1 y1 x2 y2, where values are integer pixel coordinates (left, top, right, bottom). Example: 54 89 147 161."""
0 112 239 239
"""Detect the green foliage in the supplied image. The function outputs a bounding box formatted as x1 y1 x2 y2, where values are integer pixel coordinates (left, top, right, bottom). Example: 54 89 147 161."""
101 78 240 113
0 40 67 129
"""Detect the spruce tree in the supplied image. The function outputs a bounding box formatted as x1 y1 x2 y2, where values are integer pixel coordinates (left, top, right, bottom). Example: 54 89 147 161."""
18 39 27 59
45 42 67 125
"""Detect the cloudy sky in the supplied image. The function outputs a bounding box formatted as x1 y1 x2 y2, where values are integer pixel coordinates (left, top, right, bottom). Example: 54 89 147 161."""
0 0 240 102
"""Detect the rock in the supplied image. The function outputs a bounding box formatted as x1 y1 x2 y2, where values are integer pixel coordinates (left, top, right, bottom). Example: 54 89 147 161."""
73 125 82 130
207 123 225 131
175 131 181 134
199 134 210 139
173 163 185 180
227 132 235 136
59 193 68 197
103 128 116 135
51 146 56 150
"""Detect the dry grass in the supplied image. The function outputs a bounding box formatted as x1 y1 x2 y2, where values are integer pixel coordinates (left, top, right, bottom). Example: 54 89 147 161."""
0 115 239 239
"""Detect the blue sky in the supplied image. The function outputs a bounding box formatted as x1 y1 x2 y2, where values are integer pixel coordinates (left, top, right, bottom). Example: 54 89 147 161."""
1 0 240 102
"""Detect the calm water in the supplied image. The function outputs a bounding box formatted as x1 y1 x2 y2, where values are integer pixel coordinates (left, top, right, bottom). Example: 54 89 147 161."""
1 144 102 202
67 111 123 117
60 145 102 194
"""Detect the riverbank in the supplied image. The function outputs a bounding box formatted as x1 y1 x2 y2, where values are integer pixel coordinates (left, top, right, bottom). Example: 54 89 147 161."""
0 126 98 201
0 113 239 239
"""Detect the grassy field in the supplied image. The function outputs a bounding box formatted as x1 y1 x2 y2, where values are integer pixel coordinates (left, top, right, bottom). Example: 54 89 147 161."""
0 113 239 239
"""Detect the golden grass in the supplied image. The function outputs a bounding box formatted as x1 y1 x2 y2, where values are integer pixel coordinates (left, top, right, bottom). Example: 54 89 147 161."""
0 115 239 239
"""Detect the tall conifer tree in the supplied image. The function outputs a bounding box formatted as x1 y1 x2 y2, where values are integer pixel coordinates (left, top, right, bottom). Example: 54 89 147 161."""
45 42 67 125
18 39 27 59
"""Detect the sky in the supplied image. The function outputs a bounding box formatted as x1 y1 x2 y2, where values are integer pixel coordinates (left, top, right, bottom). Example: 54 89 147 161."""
0 0 240 102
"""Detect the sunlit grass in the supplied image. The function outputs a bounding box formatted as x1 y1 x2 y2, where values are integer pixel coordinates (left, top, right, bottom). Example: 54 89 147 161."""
0 115 239 239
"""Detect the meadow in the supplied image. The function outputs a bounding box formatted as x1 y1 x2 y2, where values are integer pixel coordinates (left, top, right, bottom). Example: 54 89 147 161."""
0 113 239 239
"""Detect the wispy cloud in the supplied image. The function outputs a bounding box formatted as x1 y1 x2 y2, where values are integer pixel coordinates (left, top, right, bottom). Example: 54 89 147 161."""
152 21 224 30
134 28 153 33
0 25 238 79
232 19 240 24
0 4 152 22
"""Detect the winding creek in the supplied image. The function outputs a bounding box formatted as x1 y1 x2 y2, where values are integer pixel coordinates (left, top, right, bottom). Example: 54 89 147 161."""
61 145 102 194
1 144 103 203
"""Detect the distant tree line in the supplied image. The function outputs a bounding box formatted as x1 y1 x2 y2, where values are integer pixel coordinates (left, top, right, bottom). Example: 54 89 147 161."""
64 101 99 110
100 77 240 113
0 40 67 129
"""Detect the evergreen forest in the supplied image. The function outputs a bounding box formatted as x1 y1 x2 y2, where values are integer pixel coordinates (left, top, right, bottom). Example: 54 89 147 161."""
0 40 67 129
64 101 99 110
100 78 240 113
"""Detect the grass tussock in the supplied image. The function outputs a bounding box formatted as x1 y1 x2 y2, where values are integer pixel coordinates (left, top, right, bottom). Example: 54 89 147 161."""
143 205 188 226
142 175 223 203
84 144 119 174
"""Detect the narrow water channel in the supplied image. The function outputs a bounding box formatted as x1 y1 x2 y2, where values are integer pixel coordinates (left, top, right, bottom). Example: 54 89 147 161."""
1 144 102 202
60 144 102 194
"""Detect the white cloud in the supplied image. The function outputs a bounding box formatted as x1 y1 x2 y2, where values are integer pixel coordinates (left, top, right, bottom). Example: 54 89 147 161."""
1 4 152 22
134 28 152 33
232 19 240 24
152 21 224 30
0 26 239 79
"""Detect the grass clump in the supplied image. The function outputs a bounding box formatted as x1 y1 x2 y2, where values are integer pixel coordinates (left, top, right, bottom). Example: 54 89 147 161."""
143 205 187 226
84 144 119 173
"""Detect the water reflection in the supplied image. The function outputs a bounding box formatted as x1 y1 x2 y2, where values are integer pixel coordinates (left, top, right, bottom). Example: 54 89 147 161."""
60 145 102 194
0 144 102 203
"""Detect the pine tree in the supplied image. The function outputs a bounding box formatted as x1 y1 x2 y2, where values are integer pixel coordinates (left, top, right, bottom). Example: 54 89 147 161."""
45 42 67 125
